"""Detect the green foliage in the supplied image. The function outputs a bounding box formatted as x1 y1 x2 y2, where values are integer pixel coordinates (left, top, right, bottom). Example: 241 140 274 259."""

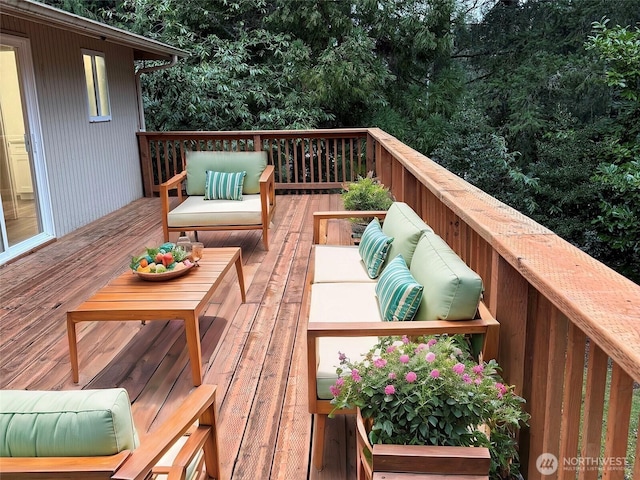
330 335 529 479
341 175 394 212
431 103 539 214
587 19 640 102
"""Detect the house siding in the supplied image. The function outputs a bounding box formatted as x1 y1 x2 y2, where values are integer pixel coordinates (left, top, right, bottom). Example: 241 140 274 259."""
1 15 143 237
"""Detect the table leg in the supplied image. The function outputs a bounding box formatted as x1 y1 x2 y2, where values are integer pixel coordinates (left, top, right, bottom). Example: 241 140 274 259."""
235 250 246 303
184 313 203 386
67 314 80 383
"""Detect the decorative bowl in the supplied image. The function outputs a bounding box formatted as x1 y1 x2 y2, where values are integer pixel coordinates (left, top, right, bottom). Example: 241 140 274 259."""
130 242 195 281
134 264 194 281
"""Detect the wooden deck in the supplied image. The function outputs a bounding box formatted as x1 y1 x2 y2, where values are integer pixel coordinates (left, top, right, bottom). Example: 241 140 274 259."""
0 193 357 480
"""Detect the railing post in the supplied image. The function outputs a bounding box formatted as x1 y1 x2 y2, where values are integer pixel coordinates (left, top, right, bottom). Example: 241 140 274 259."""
488 251 531 471
366 132 375 175
137 132 153 197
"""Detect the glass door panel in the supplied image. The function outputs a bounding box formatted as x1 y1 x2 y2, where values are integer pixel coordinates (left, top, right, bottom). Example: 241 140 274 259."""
0 46 40 248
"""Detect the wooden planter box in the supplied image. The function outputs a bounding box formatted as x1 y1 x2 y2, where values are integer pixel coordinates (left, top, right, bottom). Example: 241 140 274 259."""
356 409 491 480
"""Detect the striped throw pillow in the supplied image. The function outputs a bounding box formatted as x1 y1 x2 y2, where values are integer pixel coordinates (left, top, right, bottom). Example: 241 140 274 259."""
204 170 246 200
359 218 394 278
375 255 423 321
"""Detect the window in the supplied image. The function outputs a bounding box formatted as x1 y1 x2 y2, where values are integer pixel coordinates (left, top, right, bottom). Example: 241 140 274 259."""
82 50 111 122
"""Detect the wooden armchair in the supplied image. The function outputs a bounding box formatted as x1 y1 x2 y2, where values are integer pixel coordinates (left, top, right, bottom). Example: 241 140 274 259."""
0 385 221 480
161 151 276 250
306 207 500 470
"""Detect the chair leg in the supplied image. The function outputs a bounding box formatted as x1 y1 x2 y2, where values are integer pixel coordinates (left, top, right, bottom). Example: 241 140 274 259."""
262 224 269 251
312 413 327 471
194 231 199 242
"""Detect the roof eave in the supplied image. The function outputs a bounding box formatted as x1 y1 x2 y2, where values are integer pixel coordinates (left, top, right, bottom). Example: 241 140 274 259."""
0 0 189 61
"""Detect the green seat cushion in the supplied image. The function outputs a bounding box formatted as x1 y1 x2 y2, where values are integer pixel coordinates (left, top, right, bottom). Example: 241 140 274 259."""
186 151 267 196
410 232 483 321
381 202 433 268
204 170 246 200
0 388 139 457
358 218 394 278
375 255 424 322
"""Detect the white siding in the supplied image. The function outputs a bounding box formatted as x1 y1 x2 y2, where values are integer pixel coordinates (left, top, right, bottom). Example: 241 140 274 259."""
1 15 144 237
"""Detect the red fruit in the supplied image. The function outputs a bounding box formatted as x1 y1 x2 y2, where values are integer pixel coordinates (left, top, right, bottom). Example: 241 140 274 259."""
162 252 174 267
155 252 164 264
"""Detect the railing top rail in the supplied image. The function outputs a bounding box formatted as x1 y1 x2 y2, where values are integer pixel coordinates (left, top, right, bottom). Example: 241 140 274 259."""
367 127 640 383
136 128 370 140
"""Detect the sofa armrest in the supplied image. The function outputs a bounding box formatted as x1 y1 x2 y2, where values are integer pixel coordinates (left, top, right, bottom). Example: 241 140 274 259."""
313 210 388 244
160 171 187 241
259 164 275 184
112 384 219 480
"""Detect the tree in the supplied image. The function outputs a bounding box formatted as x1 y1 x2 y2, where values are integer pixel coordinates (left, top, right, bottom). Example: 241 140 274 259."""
586 19 640 281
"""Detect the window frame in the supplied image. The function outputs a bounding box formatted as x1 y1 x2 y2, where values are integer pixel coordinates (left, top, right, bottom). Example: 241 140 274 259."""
81 49 111 123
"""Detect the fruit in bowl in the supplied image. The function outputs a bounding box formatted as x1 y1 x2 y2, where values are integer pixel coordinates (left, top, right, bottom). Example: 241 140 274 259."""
130 242 194 274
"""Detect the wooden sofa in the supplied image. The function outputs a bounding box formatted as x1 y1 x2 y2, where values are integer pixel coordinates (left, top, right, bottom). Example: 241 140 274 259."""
161 151 276 250
305 202 500 471
0 385 221 480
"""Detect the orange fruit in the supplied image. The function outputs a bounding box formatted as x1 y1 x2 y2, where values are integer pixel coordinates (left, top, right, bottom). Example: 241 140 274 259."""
139 258 149 268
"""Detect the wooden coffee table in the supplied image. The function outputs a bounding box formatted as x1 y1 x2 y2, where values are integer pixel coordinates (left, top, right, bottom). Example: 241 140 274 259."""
67 247 245 386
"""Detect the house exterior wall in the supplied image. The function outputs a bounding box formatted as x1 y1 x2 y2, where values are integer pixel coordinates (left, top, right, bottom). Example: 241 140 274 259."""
1 14 143 237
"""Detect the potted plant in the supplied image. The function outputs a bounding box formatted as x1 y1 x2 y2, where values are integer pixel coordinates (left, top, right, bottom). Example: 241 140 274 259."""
329 335 529 479
341 173 394 238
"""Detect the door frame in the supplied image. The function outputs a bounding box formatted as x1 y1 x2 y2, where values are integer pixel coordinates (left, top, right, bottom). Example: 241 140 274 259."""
0 33 55 265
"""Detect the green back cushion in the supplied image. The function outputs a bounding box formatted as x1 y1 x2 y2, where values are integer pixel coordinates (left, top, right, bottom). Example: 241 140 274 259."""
358 218 394 278
410 232 483 321
186 151 267 196
375 255 424 321
381 202 433 268
0 388 139 457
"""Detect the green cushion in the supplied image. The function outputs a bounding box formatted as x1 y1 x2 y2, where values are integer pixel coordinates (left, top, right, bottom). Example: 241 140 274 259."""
204 170 246 200
186 151 267 196
358 218 394 278
0 388 139 457
410 232 483 321
381 202 433 268
375 255 424 322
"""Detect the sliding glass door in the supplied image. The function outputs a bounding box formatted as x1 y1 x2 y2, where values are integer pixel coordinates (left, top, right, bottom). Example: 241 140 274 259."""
0 35 53 263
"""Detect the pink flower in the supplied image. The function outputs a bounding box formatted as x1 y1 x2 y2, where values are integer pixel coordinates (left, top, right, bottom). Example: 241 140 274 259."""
336 377 344 387
399 354 410 364
462 373 472 384
452 363 465 375
330 385 341 397
338 351 347 362
388 372 397 380
427 338 437 348
495 383 507 399
405 371 417 383
474 378 482 385
351 369 362 382
425 352 436 363
415 343 427 353
402 335 409 344
384 385 396 395
373 358 387 368
472 365 484 375
430 369 440 378
386 346 396 353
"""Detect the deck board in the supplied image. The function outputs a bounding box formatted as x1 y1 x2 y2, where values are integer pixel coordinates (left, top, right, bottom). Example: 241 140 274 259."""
0 193 355 480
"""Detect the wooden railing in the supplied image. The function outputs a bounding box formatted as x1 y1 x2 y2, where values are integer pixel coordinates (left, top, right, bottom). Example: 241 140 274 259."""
137 128 639 479
137 129 373 196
